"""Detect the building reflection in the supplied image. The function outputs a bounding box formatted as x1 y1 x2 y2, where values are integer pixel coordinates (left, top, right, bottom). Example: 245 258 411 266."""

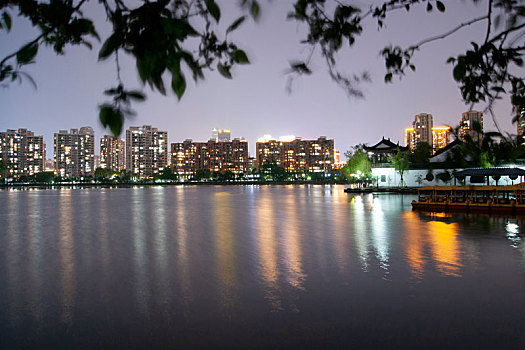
152 187 170 306
403 211 425 280
213 192 237 310
283 193 305 291
132 188 149 317
256 190 282 311
403 212 462 278
58 189 76 325
6 191 22 324
27 190 44 323
427 220 461 277
176 186 193 311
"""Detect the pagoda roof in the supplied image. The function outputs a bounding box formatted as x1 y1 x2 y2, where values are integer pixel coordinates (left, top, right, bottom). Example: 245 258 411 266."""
364 137 409 153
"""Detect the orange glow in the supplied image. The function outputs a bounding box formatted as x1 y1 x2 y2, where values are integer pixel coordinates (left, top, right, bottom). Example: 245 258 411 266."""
427 220 462 277
403 212 425 279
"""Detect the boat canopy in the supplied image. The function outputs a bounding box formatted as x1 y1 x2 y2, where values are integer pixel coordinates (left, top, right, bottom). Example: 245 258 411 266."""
454 167 525 177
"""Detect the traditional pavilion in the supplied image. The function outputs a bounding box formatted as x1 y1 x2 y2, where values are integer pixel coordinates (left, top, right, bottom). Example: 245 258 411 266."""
453 167 525 185
364 137 409 163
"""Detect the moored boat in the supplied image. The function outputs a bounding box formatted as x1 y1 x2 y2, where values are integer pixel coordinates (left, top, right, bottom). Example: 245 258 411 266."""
412 185 525 215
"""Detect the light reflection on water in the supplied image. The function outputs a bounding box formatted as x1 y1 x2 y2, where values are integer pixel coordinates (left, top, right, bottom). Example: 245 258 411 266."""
1 186 524 348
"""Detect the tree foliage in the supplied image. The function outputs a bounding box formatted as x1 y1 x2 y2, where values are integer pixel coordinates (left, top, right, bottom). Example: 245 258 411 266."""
412 141 431 164
342 144 372 181
3 1 525 135
389 148 410 187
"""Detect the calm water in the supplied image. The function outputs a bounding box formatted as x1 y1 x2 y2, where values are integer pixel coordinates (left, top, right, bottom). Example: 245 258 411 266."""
0 185 524 349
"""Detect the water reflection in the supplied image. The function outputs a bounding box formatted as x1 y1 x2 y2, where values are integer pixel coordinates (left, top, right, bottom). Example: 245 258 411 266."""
58 190 76 325
213 192 237 310
403 211 426 280
1 187 525 348
370 197 390 274
350 195 390 275
132 189 149 317
351 195 371 272
283 192 305 291
256 190 281 311
27 191 44 324
403 212 462 278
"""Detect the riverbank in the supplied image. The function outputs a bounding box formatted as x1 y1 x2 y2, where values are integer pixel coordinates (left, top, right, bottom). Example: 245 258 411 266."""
344 187 419 194
0 180 347 189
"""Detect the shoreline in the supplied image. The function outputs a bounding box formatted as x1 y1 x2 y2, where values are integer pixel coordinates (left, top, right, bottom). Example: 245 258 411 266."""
0 181 419 193
0 180 345 189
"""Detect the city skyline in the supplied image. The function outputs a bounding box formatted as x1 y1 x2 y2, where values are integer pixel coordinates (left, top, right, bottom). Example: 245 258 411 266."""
0 1 518 159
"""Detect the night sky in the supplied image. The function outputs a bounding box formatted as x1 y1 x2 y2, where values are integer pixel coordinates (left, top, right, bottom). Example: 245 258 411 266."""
0 0 516 158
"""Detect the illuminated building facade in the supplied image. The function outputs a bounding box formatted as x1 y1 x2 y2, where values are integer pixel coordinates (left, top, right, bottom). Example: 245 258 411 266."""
126 125 168 178
100 135 125 171
0 128 46 178
406 126 451 154
405 113 433 149
432 127 451 153
459 110 483 145
255 136 335 172
54 127 95 177
171 138 248 176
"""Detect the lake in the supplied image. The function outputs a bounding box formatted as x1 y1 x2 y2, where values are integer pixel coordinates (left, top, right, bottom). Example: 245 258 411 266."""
1 185 524 348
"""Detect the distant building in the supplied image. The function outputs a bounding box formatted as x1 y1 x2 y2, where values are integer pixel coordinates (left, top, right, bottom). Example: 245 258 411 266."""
405 113 433 149
255 136 335 172
100 135 125 172
126 125 168 178
54 127 95 177
171 138 248 177
0 128 46 178
459 110 483 145
211 128 231 142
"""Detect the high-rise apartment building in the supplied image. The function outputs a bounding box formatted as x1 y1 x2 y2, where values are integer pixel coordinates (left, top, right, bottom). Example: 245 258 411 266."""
171 138 248 177
126 125 168 178
405 113 433 149
54 127 95 177
256 136 335 172
406 125 451 154
459 110 483 144
100 135 126 172
0 128 45 178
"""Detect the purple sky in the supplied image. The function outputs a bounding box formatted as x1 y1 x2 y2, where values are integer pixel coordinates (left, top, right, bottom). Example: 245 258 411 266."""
0 1 517 159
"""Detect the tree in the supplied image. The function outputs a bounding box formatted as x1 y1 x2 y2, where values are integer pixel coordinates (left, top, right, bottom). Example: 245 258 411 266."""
389 149 410 187
0 159 8 180
95 167 115 180
2 1 525 135
342 144 372 184
34 171 54 183
412 142 431 164
194 168 211 181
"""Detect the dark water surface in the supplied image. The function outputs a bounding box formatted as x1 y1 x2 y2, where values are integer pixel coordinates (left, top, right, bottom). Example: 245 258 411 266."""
1 185 524 349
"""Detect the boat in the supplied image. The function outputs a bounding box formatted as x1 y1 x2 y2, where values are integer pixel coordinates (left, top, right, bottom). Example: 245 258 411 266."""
412 185 525 215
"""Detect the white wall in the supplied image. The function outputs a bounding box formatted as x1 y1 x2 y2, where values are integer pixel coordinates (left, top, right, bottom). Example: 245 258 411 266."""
371 167 525 187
